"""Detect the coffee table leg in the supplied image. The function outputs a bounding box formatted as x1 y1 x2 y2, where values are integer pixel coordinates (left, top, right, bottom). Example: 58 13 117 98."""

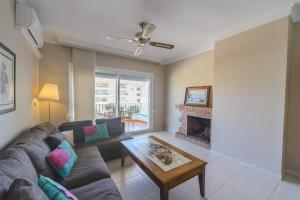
121 151 126 167
198 167 206 198
160 187 169 200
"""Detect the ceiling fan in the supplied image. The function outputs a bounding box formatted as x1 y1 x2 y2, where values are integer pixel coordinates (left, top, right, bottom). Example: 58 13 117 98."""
106 22 174 56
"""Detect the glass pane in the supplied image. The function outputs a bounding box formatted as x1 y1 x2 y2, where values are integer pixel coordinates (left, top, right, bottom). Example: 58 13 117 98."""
119 79 150 132
95 75 117 119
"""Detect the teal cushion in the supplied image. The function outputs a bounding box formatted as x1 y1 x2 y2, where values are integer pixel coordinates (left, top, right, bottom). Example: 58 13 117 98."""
38 175 77 200
47 140 77 179
96 123 110 140
84 123 109 143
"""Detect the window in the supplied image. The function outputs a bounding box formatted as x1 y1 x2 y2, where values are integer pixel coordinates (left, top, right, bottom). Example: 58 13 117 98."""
96 82 109 87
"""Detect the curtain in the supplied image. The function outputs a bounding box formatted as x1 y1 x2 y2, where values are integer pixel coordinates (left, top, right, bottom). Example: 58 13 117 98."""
67 62 75 121
72 48 96 120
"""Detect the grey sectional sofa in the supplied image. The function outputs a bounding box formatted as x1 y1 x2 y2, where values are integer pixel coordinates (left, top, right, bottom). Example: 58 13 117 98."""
0 123 124 200
59 117 133 161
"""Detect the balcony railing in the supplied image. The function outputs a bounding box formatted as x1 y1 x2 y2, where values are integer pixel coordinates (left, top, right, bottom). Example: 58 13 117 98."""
95 103 141 118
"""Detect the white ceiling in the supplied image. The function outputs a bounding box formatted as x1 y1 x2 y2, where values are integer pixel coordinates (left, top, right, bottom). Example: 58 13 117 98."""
28 0 299 64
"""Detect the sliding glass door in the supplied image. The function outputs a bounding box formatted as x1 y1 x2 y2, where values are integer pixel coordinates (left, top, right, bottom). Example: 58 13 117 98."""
119 77 150 132
95 74 117 119
95 69 152 133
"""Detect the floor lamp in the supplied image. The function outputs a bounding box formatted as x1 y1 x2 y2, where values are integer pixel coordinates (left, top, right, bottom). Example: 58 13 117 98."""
39 83 60 124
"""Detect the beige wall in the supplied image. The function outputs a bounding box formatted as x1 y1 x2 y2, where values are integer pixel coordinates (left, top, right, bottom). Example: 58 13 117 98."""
212 17 290 176
96 53 166 131
0 0 39 149
39 44 166 131
285 21 300 178
39 43 71 126
165 51 214 132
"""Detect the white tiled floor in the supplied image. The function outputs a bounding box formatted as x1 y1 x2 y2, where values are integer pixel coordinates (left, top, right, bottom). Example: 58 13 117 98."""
106 131 300 200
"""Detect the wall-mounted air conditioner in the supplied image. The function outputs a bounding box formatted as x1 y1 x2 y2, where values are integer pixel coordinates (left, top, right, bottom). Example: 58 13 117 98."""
15 0 43 57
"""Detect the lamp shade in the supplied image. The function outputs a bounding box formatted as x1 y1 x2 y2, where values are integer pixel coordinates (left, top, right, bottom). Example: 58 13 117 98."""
39 83 60 101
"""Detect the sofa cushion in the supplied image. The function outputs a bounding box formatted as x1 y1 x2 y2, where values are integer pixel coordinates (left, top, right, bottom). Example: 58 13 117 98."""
5 179 49 200
39 175 77 200
47 140 77 179
0 147 38 183
99 133 132 152
59 120 93 145
13 137 56 178
31 123 57 135
77 133 132 152
84 124 110 144
76 133 132 161
45 133 65 150
83 125 98 143
0 175 13 200
96 123 110 140
58 146 110 189
0 147 39 199
83 125 97 136
95 117 123 136
14 129 48 144
71 178 122 200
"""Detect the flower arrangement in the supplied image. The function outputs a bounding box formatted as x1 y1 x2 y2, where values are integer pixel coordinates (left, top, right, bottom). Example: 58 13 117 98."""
149 143 173 165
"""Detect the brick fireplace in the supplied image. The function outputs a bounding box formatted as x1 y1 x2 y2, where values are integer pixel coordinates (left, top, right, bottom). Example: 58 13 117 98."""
175 104 212 149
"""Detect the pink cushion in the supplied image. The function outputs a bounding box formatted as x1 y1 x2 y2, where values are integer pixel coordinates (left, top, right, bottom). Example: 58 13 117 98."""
83 125 97 136
48 148 70 169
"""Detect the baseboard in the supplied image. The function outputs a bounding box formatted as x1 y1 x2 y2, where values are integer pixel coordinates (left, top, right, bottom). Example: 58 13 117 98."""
128 128 154 135
210 150 282 180
286 169 300 179
167 128 177 133
128 128 168 135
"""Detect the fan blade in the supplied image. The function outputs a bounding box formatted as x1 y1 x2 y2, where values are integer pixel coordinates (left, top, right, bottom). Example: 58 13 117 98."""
106 36 135 43
134 46 143 56
149 42 174 49
141 23 156 38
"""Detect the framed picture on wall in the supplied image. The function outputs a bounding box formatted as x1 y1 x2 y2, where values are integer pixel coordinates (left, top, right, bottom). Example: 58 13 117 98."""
0 43 16 115
184 86 210 107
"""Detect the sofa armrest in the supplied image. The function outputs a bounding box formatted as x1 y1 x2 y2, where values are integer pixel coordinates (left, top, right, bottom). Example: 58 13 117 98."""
59 120 93 145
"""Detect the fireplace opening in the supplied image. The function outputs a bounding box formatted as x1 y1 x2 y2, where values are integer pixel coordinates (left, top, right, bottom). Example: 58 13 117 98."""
187 115 211 143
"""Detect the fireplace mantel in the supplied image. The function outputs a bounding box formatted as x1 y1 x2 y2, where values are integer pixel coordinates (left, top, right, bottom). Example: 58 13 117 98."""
176 104 212 119
175 104 212 149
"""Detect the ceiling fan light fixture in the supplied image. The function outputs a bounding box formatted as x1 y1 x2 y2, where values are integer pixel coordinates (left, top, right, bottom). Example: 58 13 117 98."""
134 46 143 56
140 22 156 38
106 22 174 56
106 36 134 43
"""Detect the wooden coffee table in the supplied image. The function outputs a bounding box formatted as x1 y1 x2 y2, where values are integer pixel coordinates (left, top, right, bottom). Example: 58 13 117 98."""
121 136 207 200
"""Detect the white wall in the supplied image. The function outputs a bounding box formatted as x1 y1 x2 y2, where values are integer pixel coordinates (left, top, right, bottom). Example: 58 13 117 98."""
212 17 290 177
0 0 39 149
165 51 214 133
285 21 300 178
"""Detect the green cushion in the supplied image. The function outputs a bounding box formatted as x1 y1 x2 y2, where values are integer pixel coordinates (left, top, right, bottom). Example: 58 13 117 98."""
85 123 109 143
96 123 110 140
38 175 77 200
